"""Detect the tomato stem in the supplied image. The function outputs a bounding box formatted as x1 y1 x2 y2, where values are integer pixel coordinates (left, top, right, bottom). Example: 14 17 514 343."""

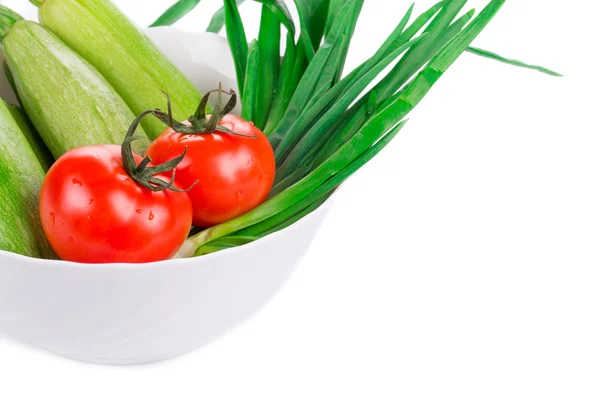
154 85 258 139
120 110 195 193
118 86 258 193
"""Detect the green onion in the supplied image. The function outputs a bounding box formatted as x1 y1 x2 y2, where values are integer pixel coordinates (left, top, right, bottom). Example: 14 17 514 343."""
268 0 362 151
294 0 330 51
267 41 336 149
180 118 409 257
311 4 474 166
255 6 281 129
275 34 427 180
207 0 246 32
176 0 511 257
150 0 203 27
256 0 296 36
466 46 563 76
157 0 560 78
292 3 317 61
263 34 297 135
224 0 249 98
325 0 345 38
241 40 260 122
151 0 556 257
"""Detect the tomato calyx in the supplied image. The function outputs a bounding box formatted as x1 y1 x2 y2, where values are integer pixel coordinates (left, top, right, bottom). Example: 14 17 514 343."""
155 85 258 139
121 110 195 193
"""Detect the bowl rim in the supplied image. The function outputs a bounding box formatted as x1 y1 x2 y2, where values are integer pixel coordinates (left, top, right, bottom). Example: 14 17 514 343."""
0 189 338 269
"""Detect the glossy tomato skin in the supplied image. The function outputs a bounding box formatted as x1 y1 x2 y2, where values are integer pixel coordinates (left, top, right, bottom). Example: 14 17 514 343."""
39 145 193 264
146 114 276 228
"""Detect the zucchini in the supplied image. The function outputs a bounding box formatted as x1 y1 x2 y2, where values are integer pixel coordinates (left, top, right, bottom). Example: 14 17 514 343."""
4 101 54 172
31 0 203 139
0 100 55 259
0 6 147 159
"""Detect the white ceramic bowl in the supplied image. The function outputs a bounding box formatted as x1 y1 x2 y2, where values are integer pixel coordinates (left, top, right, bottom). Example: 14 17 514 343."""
0 29 334 364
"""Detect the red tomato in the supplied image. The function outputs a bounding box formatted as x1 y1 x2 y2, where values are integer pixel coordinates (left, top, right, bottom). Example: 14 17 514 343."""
39 145 193 264
146 114 276 228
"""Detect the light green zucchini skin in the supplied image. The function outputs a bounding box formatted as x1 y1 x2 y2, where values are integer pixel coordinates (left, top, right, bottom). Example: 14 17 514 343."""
0 101 55 259
4 101 54 172
3 20 147 159
37 0 203 139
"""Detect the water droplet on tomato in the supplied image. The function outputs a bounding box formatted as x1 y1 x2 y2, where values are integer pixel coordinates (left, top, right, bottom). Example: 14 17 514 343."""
72 178 83 187
136 209 143 214
68 236 74 243
50 212 55 226
149 211 155 221
237 192 243 202
88 199 94 205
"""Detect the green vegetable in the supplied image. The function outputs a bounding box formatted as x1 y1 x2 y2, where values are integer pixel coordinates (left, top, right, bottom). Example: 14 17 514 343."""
0 100 55 259
263 33 297 134
150 0 203 27
30 0 203 139
293 0 330 52
255 5 281 129
153 0 558 257
241 40 260 122
274 34 426 180
178 0 510 257
158 0 561 78
0 7 147 158
4 102 54 172
466 46 563 77
224 0 249 99
207 0 246 33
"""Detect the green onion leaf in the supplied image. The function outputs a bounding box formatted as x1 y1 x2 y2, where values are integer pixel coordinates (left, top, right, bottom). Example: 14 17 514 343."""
224 0 249 99
150 0 203 27
315 3 473 163
196 191 331 256
269 0 361 152
258 193 330 236
242 40 260 122
375 0 507 134
255 6 281 129
194 236 259 255
328 0 363 85
255 0 296 36
325 0 346 38
207 0 246 33
268 40 337 149
294 0 332 50
275 34 426 179
263 35 297 135
466 46 562 77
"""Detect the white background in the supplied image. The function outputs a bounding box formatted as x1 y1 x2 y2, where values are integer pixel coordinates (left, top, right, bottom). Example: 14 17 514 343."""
1 0 598 399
